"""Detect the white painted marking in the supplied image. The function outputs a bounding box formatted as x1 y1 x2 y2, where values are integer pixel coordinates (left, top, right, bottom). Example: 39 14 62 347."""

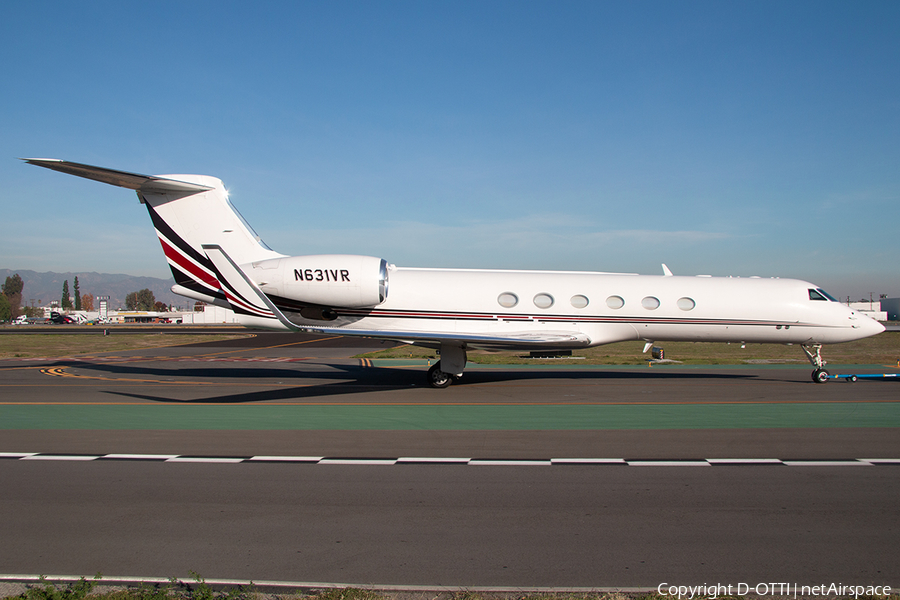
4 453 898 467
248 456 324 462
396 457 471 463
165 457 245 463
469 460 552 466
627 460 711 467
318 459 397 465
706 458 783 464
103 454 179 460
782 460 871 467
551 458 627 464
21 455 99 461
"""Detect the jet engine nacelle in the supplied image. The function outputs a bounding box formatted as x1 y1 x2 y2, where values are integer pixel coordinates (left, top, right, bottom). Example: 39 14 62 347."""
246 254 389 308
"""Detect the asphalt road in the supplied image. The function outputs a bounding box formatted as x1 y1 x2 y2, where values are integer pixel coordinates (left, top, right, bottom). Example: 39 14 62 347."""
1 331 898 588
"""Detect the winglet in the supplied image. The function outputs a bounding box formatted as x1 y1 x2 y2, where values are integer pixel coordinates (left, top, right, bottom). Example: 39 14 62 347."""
202 244 299 332
662 263 673 276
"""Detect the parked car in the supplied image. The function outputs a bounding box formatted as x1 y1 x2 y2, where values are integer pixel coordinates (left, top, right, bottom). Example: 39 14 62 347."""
49 312 76 324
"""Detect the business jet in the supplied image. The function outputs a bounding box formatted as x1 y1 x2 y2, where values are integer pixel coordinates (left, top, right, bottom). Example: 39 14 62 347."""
24 158 884 387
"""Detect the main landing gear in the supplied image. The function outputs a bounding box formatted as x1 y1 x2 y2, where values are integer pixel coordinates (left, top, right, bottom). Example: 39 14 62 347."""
802 343 829 383
427 362 455 388
426 342 467 388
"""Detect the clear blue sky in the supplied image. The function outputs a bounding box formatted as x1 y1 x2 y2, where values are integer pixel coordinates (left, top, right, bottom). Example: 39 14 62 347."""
2 1 898 300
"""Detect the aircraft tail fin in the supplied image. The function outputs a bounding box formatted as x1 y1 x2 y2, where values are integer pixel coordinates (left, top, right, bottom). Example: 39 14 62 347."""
25 159 285 307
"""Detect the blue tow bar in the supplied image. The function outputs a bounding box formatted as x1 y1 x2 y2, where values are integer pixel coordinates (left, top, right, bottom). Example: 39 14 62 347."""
827 373 900 382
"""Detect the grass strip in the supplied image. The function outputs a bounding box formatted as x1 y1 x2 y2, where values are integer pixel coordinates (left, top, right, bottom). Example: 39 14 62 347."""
3 578 898 600
0 333 252 359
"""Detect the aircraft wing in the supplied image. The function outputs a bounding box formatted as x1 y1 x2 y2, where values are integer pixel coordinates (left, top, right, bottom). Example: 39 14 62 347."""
296 327 592 349
201 244 591 348
22 158 212 194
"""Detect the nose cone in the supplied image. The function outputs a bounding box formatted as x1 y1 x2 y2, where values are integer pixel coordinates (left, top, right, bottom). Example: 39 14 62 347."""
865 316 886 336
851 312 886 340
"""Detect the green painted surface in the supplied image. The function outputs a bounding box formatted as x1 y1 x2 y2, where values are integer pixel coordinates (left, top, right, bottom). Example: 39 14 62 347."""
1 402 898 430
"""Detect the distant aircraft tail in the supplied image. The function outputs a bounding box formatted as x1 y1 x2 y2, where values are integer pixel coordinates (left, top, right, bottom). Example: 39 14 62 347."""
23 159 284 307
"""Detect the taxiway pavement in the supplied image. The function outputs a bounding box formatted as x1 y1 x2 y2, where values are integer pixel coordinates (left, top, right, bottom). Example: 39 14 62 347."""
1 332 898 587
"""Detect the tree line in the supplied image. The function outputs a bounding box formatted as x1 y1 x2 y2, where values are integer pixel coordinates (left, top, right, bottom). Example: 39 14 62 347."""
0 274 23 321
124 288 167 311
59 276 94 311
0 273 168 322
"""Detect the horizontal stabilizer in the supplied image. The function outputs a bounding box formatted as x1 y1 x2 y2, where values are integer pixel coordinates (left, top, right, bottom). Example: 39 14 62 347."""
23 158 212 194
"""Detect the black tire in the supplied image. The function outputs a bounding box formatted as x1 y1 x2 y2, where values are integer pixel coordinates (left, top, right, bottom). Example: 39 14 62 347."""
849 375 858 383
812 369 829 383
427 362 453 388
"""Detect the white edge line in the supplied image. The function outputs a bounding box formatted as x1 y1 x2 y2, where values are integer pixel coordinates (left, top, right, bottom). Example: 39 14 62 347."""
165 457 245 463
706 458 784 464
248 456 324 462
317 459 398 465
627 461 711 467
469 460 552 466
551 458 627 464
0 574 656 593
782 460 872 467
397 457 471 463
4 453 899 466
20 455 100 461
103 454 179 460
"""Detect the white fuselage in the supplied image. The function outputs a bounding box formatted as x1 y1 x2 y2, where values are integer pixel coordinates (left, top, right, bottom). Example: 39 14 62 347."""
289 267 883 348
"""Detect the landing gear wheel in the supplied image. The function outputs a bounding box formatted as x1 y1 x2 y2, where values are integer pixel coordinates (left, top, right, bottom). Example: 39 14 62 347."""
849 375 858 383
812 369 830 384
427 362 453 388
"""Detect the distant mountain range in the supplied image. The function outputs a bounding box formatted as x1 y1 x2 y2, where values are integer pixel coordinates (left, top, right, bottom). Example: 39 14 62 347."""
0 269 185 311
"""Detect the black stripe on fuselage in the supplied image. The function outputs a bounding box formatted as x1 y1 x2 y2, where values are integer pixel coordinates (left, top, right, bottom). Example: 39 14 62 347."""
264 299 814 329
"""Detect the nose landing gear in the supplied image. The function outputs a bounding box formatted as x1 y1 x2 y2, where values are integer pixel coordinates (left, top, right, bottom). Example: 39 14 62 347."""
802 343 830 383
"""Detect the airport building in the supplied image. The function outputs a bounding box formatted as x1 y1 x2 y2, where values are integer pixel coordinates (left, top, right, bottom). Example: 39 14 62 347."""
848 302 888 321
880 298 900 321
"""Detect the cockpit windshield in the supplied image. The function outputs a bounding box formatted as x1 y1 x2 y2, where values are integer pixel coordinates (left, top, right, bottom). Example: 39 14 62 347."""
809 288 837 302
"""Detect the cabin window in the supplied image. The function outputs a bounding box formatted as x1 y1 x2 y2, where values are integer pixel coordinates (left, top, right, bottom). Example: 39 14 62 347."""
570 295 589 309
808 289 828 301
642 296 660 310
606 295 624 309
498 292 518 308
677 297 696 311
533 293 554 309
